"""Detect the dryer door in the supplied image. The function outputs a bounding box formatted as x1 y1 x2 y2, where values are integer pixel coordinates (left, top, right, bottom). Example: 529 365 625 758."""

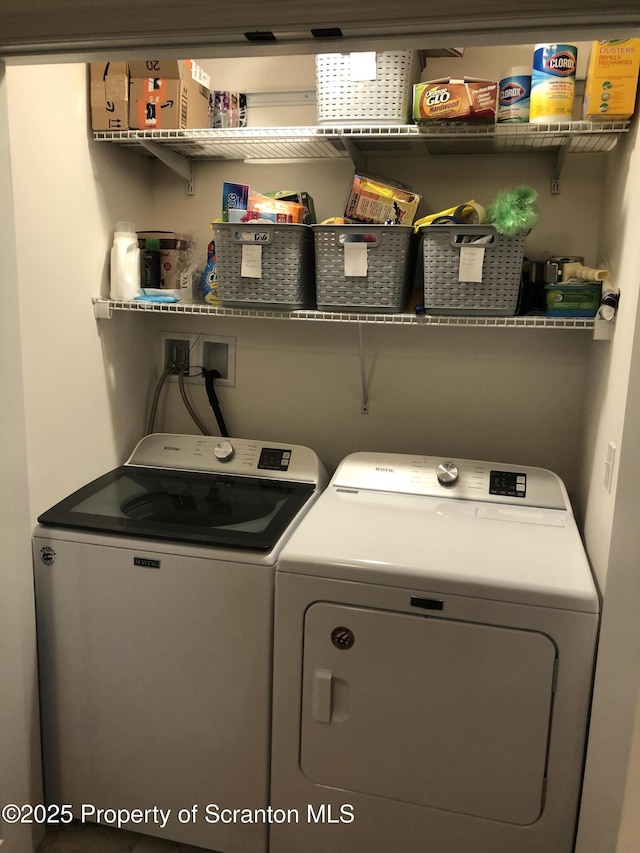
300 603 557 826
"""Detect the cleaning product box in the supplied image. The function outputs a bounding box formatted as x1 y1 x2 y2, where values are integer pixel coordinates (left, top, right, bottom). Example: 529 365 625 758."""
413 78 498 124
344 174 421 226
545 283 602 317
129 60 210 130
582 39 640 120
90 62 129 130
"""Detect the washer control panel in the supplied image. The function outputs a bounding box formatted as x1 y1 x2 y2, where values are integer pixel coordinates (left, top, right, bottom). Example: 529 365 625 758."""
332 452 567 510
126 433 326 485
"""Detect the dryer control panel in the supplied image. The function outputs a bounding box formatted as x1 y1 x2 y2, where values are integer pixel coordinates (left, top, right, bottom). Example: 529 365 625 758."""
332 452 567 510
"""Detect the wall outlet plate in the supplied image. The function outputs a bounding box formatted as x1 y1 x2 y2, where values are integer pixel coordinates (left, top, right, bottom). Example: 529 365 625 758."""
159 332 236 387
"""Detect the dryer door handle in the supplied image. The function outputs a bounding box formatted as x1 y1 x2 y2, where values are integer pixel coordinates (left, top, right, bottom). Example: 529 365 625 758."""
312 668 333 724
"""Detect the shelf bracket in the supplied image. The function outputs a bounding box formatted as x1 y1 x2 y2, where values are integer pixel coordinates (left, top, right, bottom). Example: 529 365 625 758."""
551 139 571 195
138 140 195 195
343 137 367 174
93 298 113 319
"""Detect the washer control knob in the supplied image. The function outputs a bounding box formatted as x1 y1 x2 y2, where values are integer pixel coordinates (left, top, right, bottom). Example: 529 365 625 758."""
214 440 235 462
436 461 459 487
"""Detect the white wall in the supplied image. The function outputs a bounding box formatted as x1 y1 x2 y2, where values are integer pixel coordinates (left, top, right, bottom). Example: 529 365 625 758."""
0 60 43 853
578 118 640 589
7 64 158 517
576 297 640 852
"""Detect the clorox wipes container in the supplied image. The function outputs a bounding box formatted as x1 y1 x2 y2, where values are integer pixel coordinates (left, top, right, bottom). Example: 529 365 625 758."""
498 66 532 122
530 44 578 123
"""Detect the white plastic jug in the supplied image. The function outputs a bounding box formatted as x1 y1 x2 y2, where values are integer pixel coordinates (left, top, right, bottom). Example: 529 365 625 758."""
110 221 141 301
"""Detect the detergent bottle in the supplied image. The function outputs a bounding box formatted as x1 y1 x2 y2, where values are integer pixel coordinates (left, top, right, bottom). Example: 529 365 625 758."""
109 221 141 301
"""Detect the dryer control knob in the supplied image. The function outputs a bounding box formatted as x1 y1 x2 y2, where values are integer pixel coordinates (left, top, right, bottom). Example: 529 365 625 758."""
214 440 235 462
436 461 459 486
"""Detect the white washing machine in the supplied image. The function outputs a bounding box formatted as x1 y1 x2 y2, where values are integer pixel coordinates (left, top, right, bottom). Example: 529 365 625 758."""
270 452 599 853
33 433 327 853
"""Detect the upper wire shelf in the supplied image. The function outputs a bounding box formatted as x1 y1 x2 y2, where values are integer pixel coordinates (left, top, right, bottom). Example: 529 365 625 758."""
93 120 629 161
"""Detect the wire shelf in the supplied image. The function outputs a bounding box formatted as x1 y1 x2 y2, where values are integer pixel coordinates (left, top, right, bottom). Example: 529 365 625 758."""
93 121 629 161
93 298 596 329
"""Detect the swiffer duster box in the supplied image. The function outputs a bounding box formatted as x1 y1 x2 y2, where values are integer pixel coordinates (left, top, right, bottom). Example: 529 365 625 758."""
582 39 640 120
413 77 498 124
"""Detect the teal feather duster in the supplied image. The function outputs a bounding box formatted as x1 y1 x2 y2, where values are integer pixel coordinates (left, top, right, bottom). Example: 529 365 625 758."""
487 186 539 236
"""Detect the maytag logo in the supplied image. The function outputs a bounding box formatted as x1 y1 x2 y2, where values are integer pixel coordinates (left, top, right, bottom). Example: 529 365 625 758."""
375 466 395 473
163 445 180 451
134 557 161 569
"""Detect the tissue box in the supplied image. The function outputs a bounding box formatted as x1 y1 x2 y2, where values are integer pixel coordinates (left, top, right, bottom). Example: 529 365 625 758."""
545 284 602 317
413 78 498 124
582 39 640 120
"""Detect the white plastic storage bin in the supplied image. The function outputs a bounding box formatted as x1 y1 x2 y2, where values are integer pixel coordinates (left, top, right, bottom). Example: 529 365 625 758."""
313 224 415 313
212 223 315 310
421 225 527 316
315 51 422 125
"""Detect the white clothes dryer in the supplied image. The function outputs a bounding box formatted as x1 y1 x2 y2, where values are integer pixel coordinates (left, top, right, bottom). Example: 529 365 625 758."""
33 433 327 853
270 452 599 853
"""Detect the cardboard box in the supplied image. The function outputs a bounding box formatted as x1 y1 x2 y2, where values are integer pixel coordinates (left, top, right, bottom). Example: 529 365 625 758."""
90 62 129 130
129 73 210 130
583 39 640 120
344 174 421 226
413 77 498 124
128 59 210 88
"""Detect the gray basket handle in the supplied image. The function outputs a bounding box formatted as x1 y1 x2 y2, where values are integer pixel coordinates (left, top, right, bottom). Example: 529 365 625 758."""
338 232 381 248
233 229 274 245
450 229 496 248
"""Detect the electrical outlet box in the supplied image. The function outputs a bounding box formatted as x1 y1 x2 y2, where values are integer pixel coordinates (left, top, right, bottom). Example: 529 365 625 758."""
159 332 236 386
160 332 198 380
201 335 236 387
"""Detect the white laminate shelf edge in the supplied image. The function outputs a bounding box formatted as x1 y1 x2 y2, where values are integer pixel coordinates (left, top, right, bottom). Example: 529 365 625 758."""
92 298 597 329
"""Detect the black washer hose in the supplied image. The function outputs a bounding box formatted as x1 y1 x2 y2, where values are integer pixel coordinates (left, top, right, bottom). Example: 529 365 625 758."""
204 369 229 438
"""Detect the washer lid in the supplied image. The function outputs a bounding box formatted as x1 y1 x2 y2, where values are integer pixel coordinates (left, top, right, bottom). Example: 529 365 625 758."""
277 486 599 613
37 465 316 551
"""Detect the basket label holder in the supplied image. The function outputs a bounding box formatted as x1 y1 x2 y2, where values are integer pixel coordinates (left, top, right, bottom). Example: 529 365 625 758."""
458 245 485 283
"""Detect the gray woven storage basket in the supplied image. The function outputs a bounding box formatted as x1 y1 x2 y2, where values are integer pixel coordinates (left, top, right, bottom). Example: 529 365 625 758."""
316 51 422 125
313 225 415 313
421 225 527 316
212 223 315 309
